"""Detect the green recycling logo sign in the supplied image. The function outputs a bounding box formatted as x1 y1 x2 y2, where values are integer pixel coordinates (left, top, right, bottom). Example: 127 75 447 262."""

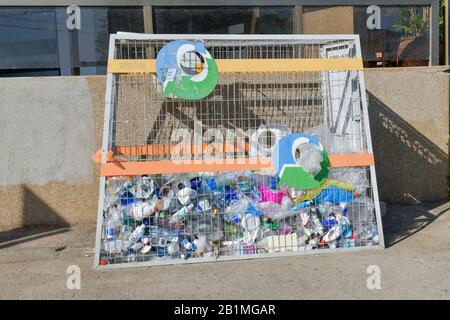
156 40 218 100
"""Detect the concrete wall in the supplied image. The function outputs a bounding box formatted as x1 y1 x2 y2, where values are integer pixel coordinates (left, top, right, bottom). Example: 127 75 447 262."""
364 66 449 204
0 76 105 229
0 67 448 229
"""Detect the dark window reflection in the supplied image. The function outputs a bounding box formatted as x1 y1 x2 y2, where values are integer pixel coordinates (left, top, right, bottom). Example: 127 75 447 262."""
74 7 144 75
0 8 59 74
154 7 293 34
0 7 144 77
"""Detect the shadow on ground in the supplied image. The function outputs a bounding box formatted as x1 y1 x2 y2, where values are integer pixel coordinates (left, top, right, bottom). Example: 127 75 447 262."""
0 185 70 249
383 201 449 248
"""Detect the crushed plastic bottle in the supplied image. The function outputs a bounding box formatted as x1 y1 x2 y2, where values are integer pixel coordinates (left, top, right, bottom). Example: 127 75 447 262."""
129 176 155 199
296 142 323 175
224 198 250 223
129 224 146 243
170 204 194 223
321 214 350 243
346 196 375 236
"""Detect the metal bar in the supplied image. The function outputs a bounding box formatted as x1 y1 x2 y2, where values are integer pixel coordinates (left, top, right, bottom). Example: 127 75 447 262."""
114 33 360 41
293 5 303 34
446 0 449 66
430 0 440 65
93 34 117 269
143 5 153 34
354 34 385 249
97 244 384 270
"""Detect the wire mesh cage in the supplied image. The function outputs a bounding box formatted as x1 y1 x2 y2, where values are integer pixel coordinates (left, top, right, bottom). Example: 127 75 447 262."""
94 34 384 269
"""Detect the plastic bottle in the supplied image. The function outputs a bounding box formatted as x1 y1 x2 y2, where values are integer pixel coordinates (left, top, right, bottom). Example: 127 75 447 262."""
195 198 212 213
172 178 191 193
296 142 323 175
102 239 124 254
296 225 310 246
280 195 293 209
203 177 218 193
130 176 155 199
105 206 122 240
130 197 157 221
128 242 145 253
309 212 325 236
170 204 194 223
209 190 226 211
121 224 133 241
321 215 350 243
357 225 378 241
177 187 197 206
190 177 202 192
280 223 292 235
223 185 239 203
179 239 191 250
192 235 211 255
119 188 135 206
129 224 146 243
257 202 284 220
104 177 125 210
224 198 249 223
215 172 238 188
346 196 375 235
166 242 180 257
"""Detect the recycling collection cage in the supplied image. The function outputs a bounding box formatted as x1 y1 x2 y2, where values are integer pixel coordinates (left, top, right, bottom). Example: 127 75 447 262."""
94 33 385 269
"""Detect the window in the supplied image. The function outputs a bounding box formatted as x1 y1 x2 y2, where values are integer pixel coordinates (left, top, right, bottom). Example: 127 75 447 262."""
0 8 60 76
303 5 431 67
154 7 293 34
74 7 144 75
0 7 144 77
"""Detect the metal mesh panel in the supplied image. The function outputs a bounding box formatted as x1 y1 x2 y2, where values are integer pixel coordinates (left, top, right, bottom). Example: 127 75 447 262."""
94 34 384 269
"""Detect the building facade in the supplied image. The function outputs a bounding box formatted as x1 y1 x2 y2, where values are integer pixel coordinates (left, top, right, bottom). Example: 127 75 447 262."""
0 0 444 77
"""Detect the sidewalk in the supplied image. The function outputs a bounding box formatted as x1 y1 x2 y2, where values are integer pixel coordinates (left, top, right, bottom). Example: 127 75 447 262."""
0 203 449 299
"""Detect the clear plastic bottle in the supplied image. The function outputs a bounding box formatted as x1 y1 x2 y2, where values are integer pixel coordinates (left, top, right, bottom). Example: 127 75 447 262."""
130 176 155 199
104 206 122 240
128 224 146 243
257 202 284 220
170 204 194 223
321 214 350 243
224 198 249 223
102 239 124 254
104 177 125 210
346 196 375 236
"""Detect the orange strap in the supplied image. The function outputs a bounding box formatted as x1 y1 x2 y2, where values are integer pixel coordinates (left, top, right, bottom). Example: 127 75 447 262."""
100 152 374 177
